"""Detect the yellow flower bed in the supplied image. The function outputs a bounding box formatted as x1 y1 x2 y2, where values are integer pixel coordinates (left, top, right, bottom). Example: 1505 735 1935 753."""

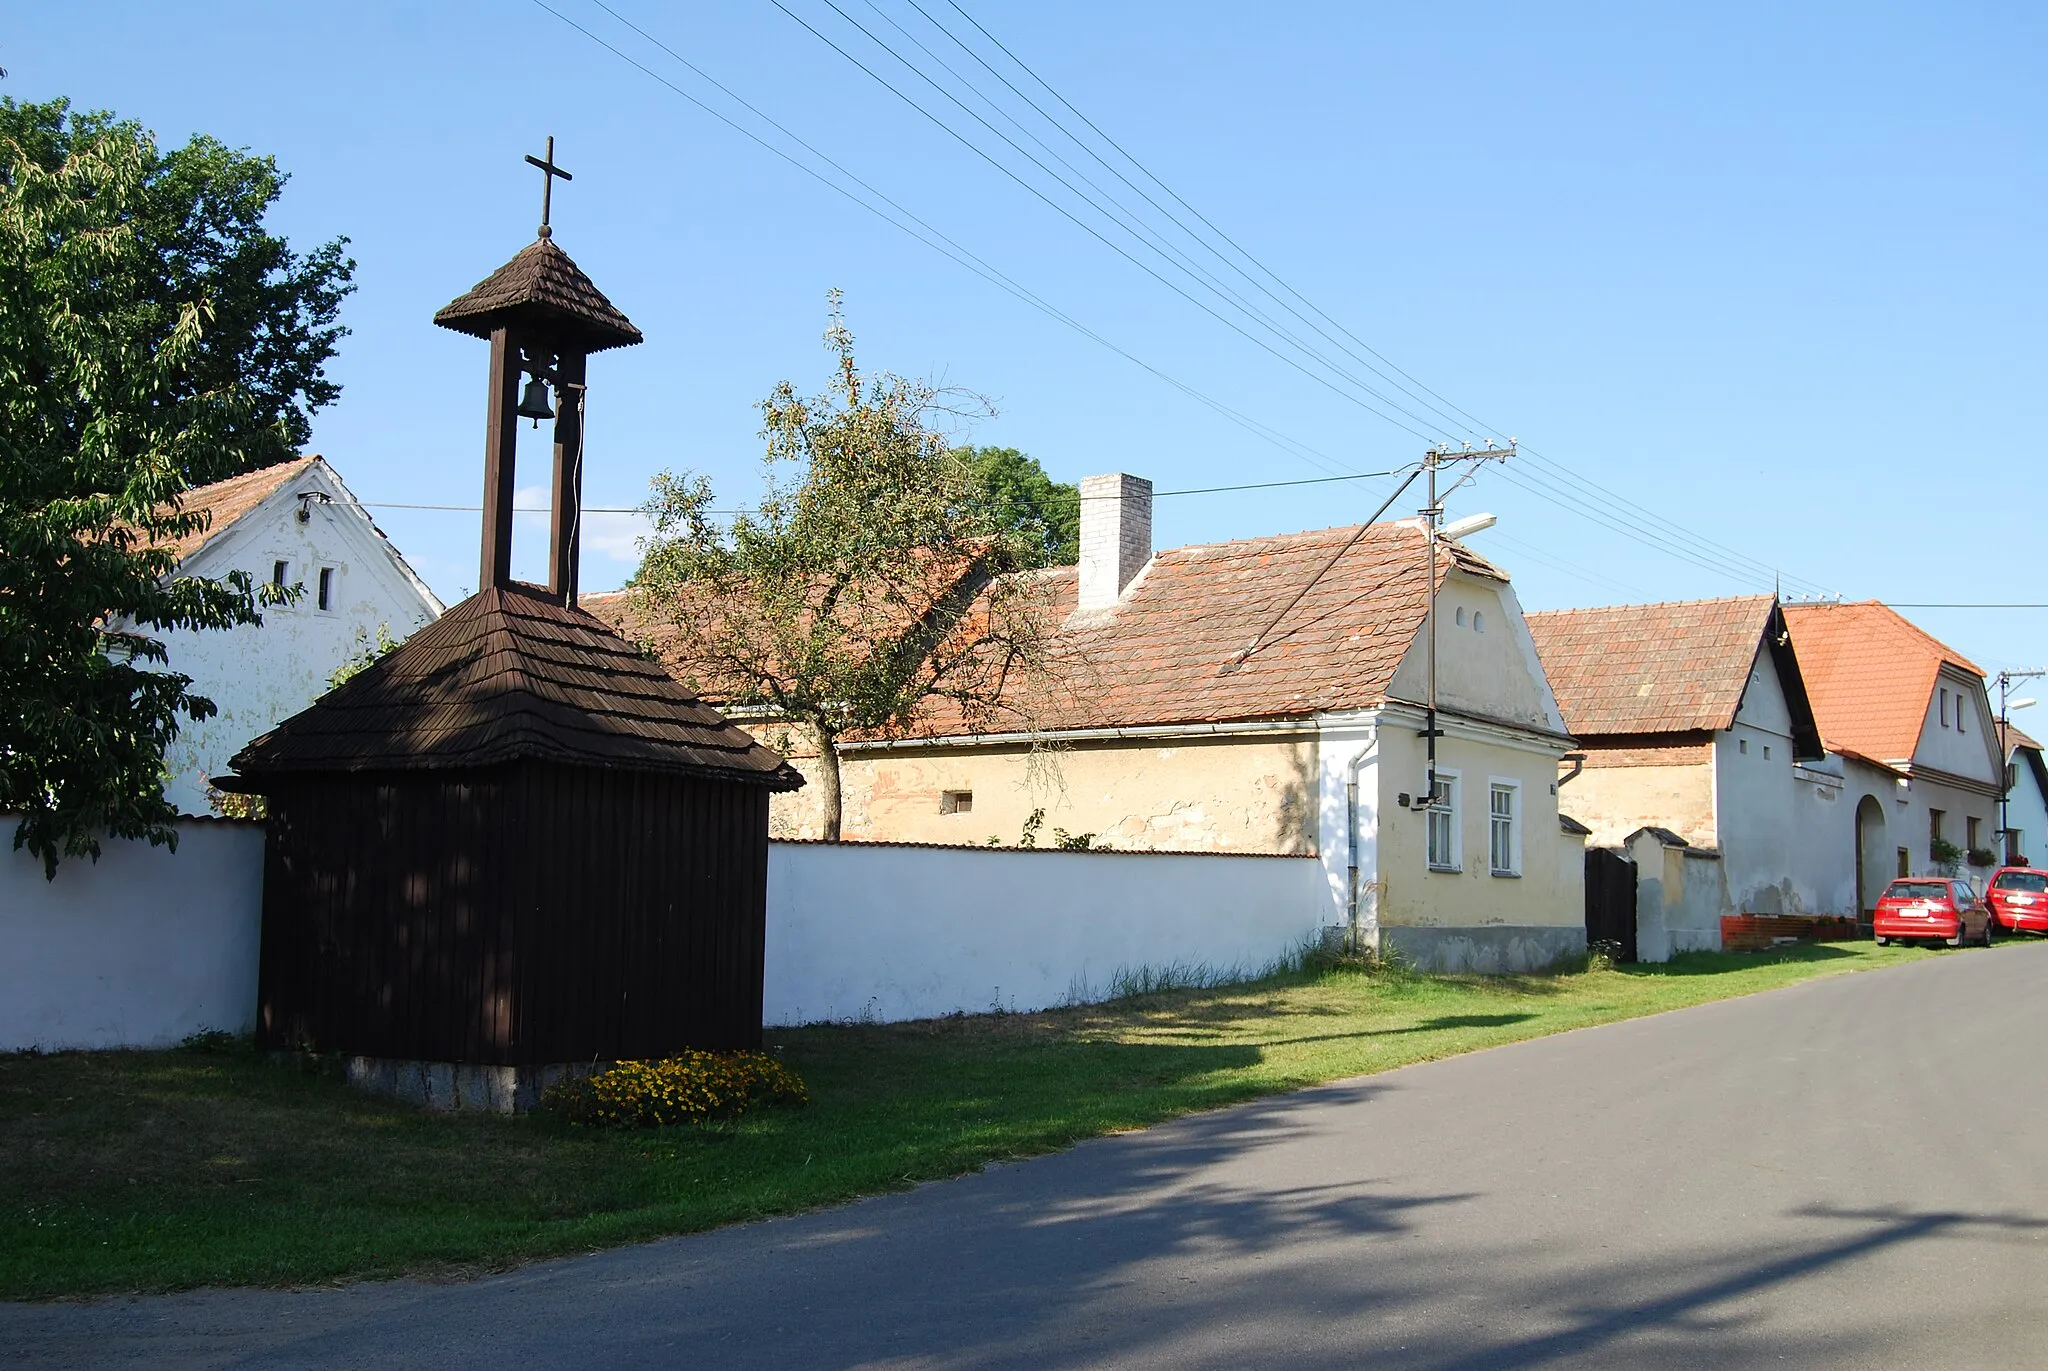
543 1051 808 1128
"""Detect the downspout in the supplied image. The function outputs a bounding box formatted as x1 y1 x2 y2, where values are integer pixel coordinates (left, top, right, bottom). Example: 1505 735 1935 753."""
1346 727 1381 954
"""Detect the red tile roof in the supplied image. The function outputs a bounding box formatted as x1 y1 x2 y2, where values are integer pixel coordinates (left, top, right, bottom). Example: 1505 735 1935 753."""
155 457 318 567
1781 601 1983 765
607 520 1521 734
1526 596 1779 736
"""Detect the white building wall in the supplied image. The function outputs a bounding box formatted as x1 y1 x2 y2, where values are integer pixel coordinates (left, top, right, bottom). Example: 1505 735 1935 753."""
1916 668 2003 786
1715 649 1843 913
762 842 1326 1024
146 461 441 814
0 819 265 1051
2003 751 2048 866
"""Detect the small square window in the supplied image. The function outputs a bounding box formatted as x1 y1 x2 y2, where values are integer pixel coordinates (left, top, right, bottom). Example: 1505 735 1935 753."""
316 567 334 612
1739 738 1749 755
940 790 973 815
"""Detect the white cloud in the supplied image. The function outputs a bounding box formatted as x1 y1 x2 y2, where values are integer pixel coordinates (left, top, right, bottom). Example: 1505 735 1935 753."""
513 485 649 565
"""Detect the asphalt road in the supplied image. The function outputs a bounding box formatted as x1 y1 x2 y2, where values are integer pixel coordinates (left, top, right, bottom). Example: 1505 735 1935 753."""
10 943 2048 1369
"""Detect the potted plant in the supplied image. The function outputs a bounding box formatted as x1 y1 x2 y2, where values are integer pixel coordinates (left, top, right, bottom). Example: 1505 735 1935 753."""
1930 836 1964 874
1967 846 1999 869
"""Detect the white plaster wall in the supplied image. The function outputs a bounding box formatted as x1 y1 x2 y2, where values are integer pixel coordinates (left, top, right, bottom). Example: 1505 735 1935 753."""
1314 716 1381 936
1840 757 1999 892
1791 760 1856 914
2003 751 2048 865
1915 668 2003 785
762 842 1326 1024
1715 656 1815 913
0 818 264 1051
146 462 440 815
1386 570 1568 735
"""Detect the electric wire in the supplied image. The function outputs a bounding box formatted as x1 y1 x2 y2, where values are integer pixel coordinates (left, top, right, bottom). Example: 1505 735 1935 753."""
543 0 1359 479
905 0 1841 597
766 0 1446 440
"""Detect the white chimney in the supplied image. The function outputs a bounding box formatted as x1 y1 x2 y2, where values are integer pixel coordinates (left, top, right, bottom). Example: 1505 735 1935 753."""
1076 472 1152 610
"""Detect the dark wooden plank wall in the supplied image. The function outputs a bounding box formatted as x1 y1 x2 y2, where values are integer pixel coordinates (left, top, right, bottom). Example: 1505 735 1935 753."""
257 764 770 1062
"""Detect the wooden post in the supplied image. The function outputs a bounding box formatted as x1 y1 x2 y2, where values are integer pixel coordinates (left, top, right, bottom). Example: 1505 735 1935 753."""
548 349 588 606
480 326 522 592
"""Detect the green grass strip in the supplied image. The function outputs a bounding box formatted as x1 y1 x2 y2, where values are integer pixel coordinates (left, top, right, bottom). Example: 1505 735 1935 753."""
0 940 1952 1299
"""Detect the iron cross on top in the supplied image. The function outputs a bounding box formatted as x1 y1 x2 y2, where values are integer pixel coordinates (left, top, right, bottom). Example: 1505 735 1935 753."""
524 136 572 239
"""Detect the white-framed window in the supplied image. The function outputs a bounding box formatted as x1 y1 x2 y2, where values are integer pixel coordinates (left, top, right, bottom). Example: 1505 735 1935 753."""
1488 779 1521 876
1426 770 1460 872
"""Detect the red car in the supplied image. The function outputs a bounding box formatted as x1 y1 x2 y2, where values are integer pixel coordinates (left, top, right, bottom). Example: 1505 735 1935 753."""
1986 866 2048 934
1872 877 1994 948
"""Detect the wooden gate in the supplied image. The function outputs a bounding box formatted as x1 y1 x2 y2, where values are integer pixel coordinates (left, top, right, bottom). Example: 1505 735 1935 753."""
1584 848 1638 963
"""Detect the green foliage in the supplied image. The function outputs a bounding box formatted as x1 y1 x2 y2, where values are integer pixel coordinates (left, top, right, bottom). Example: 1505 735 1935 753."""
953 445 1078 567
542 1051 808 1129
633 293 1057 837
1930 836 1964 871
0 98 353 874
999 806 1101 850
1966 846 1998 868
326 622 400 690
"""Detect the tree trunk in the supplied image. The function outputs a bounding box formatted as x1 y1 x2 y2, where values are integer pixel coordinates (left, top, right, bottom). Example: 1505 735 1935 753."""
810 723 843 841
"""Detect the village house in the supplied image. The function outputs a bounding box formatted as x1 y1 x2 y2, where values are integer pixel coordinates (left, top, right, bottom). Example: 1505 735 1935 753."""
1999 725 2048 868
138 456 443 815
1525 596 1840 932
602 473 1589 971
1781 601 2004 914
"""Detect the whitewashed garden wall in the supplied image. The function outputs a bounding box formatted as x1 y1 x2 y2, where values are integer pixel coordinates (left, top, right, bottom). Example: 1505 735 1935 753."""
763 842 1326 1025
1 818 265 1051
2 828 1327 1049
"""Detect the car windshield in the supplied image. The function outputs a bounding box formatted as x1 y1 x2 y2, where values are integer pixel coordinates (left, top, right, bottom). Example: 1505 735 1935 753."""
1994 871 2048 893
1885 881 1951 901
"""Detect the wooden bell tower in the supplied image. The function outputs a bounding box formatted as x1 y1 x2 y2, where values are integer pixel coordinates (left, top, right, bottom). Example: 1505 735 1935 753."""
432 137 643 606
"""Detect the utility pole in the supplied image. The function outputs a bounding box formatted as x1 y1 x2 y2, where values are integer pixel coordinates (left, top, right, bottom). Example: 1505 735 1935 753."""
1996 668 2045 862
1421 441 1514 809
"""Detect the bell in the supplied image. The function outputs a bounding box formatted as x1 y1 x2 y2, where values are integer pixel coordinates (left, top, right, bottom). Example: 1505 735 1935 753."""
516 377 555 426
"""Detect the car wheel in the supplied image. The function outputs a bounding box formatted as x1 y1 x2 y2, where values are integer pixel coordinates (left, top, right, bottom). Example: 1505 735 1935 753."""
1984 916 1996 947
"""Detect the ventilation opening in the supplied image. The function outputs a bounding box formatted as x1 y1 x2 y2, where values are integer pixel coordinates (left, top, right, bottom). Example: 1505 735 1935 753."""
940 790 973 815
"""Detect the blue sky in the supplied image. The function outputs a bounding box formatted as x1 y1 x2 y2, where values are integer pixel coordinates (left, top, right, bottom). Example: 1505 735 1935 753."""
11 2 2045 677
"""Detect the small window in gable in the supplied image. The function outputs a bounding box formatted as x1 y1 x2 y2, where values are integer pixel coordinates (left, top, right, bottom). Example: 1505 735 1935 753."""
1455 606 1466 627
940 790 973 814
1940 689 1950 726
1956 699 1966 734
1763 744 1772 760
316 567 335 612
1739 738 1749 755
1472 610 1485 633
271 559 289 588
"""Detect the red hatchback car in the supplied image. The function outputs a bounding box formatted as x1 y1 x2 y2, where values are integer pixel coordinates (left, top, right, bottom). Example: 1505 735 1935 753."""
1873 877 1994 948
1986 867 2048 934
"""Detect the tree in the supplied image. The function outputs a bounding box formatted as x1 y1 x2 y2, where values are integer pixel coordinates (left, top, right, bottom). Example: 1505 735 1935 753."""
954 445 1078 567
632 295 1056 839
0 99 356 874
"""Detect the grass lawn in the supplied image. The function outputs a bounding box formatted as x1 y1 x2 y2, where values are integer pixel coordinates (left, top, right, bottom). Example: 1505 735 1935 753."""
0 940 1958 1299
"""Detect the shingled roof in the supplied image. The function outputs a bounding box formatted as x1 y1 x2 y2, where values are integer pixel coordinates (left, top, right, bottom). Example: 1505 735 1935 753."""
1526 595 1821 758
611 520 1543 736
222 584 800 789
433 236 642 352
1783 600 1985 766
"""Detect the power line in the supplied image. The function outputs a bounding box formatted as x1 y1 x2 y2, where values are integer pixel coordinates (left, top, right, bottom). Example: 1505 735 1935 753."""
766 0 1445 441
542 0 1360 479
895 0 1840 598
358 466 1415 519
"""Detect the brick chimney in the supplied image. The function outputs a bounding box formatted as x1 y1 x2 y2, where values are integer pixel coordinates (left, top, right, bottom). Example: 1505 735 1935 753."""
1076 472 1152 611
